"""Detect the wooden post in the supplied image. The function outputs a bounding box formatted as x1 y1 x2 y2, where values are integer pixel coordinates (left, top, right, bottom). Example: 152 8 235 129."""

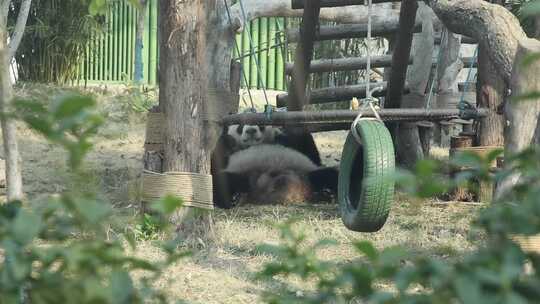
287 0 320 111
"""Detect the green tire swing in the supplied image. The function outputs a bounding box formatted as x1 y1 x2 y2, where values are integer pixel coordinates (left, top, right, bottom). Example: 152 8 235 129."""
338 119 395 232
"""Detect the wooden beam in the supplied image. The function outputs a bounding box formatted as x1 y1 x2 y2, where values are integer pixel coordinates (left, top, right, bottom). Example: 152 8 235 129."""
285 54 411 75
286 21 422 42
291 0 400 9
385 0 419 108
287 0 321 111
221 108 488 126
277 82 408 105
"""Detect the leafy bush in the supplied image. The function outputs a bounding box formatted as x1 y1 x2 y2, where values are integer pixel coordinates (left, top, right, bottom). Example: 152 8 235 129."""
257 147 540 304
0 95 184 303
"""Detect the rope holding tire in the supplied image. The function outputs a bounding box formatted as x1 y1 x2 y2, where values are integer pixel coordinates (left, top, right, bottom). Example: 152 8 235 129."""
339 119 395 232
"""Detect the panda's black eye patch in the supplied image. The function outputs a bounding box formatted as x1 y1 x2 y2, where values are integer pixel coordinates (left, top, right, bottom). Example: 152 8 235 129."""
236 125 244 135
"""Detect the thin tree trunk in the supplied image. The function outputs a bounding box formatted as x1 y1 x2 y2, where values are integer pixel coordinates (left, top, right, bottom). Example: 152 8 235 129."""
0 8 23 201
8 0 31 61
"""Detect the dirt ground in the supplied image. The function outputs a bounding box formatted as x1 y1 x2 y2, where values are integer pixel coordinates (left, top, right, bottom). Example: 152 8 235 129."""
3 85 484 303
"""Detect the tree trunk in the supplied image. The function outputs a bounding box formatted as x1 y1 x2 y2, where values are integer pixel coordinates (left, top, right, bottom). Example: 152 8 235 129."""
159 0 214 241
0 2 24 201
475 45 505 146
8 0 31 61
497 38 540 196
424 0 525 86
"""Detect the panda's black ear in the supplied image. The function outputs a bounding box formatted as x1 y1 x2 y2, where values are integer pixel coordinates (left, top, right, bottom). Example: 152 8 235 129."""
308 167 339 193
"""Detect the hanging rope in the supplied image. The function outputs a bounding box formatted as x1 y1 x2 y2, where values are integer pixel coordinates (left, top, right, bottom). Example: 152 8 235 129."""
350 0 382 144
224 0 254 110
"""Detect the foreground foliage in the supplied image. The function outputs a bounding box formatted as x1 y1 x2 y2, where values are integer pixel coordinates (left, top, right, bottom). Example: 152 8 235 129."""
0 95 183 303
258 147 540 303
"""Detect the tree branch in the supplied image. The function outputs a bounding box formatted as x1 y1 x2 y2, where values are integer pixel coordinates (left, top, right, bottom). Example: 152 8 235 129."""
424 0 526 84
8 0 31 61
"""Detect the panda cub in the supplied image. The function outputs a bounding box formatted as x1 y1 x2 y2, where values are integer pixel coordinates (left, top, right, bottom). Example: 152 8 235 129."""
216 144 338 205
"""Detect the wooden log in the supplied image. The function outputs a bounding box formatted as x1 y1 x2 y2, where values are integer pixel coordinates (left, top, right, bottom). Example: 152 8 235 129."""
221 108 488 126
292 0 399 9
278 82 394 104
285 54 409 75
286 21 422 42
385 0 418 109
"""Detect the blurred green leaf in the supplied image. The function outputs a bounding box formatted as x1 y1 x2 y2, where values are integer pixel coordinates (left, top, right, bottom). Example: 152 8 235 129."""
512 91 540 102
111 270 135 304
51 95 96 119
12 210 42 245
150 195 183 215
89 0 107 15
354 241 378 261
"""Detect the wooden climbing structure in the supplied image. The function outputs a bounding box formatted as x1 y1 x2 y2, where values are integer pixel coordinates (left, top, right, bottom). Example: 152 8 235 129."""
220 0 487 232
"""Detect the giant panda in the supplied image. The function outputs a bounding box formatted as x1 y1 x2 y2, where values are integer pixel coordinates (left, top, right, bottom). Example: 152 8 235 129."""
211 122 324 208
214 144 338 206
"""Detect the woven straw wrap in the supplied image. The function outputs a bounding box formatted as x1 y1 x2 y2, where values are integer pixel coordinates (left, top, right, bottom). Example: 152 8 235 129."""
142 170 214 210
145 112 165 151
512 235 540 254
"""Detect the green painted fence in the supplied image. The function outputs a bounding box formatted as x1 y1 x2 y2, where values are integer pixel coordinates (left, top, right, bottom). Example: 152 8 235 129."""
80 0 289 90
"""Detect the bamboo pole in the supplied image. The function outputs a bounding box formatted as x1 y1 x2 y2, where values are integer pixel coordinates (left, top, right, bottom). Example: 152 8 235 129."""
267 18 276 89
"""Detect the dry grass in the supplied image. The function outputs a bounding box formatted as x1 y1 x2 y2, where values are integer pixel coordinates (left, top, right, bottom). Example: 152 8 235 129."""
2 85 485 303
